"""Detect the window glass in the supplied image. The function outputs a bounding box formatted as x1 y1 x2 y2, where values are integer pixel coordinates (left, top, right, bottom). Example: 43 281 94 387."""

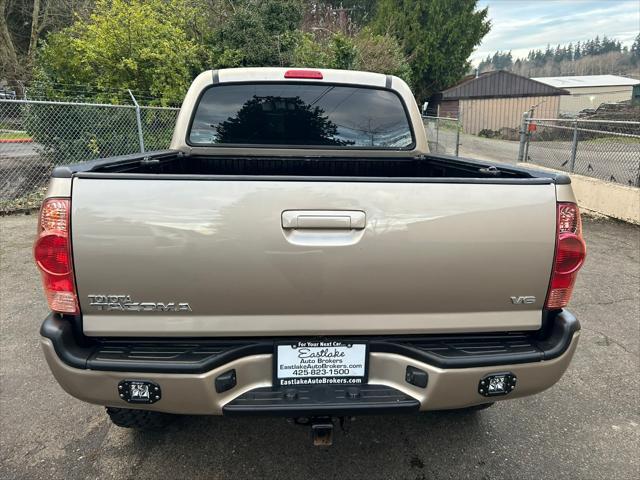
189 83 413 148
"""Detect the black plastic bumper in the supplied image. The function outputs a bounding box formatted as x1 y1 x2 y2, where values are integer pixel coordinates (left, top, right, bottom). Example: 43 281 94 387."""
41 310 580 374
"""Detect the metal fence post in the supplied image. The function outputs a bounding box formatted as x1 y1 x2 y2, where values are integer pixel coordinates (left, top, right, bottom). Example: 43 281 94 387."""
435 118 440 153
517 112 529 162
569 120 578 173
128 89 145 153
455 117 461 157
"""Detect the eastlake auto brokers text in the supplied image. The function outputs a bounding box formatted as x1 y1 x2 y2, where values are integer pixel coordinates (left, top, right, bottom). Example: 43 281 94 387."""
278 341 365 386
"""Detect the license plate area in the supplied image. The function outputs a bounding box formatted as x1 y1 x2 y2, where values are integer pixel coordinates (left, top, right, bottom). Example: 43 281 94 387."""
274 340 368 387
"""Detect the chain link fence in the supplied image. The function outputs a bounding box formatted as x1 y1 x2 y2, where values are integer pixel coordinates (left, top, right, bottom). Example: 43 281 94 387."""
422 116 460 156
3 99 638 213
523 118 640 187
0 99 178 211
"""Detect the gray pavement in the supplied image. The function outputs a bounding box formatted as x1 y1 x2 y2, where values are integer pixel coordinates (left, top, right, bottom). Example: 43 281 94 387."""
1 213 639 480
425 125 521 165
0 143 49 201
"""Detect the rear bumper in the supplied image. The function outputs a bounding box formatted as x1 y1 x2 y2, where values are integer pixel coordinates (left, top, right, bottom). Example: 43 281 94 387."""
41 311 580 415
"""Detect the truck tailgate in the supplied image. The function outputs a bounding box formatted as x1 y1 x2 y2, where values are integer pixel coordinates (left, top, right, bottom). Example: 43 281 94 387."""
71 178 557 336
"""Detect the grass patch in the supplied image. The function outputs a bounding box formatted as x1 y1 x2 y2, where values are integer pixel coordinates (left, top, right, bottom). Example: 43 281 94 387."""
0 131 32 140
0 188 46 214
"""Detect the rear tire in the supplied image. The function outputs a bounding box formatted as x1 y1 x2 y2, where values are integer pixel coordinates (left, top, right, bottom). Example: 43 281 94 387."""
106 407 174 430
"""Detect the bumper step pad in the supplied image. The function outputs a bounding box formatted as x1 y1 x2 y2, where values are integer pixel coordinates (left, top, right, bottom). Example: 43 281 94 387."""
223 384 420 416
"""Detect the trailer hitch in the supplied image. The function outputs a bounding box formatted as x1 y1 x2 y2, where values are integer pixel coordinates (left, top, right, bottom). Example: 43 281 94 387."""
311 418 334 446
290 416 354 446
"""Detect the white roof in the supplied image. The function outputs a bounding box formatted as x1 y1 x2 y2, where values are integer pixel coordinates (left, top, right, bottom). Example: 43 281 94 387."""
218 67 389 88
533 75 640 88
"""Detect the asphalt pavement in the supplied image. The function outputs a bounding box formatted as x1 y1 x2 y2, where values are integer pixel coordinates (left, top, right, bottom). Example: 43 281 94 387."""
1 213 638 480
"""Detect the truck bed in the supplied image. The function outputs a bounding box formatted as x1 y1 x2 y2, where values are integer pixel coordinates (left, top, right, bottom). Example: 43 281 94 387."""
54 149 568 183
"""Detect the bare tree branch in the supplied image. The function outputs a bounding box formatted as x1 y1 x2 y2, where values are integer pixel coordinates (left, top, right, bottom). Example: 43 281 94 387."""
28 0 42 59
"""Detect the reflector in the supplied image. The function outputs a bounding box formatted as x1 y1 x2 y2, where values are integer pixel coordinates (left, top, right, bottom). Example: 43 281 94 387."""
555 234 586 274
34 234 71 275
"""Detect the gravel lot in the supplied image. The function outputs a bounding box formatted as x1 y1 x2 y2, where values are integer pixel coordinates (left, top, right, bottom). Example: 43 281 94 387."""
1 213 638 480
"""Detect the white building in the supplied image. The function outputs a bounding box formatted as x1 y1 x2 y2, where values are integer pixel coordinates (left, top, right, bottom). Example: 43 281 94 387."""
532 75 640 115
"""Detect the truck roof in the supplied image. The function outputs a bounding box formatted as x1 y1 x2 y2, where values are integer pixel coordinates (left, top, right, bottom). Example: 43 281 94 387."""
216 67 401 88
213 67 393 88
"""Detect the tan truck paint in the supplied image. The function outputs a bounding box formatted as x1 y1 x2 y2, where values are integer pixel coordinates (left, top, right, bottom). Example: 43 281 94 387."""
72 179 556 336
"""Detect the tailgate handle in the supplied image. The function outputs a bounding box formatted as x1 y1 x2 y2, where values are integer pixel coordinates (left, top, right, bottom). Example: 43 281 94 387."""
282 210 366 230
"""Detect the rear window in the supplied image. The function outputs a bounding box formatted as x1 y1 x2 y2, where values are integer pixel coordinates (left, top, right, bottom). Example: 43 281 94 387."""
188 83 414 148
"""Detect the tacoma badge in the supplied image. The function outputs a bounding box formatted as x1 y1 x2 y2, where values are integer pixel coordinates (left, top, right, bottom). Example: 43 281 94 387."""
88 295 192 312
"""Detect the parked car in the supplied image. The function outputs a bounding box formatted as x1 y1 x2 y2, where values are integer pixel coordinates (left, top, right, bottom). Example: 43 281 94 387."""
36 68 585 445
0 88 17 99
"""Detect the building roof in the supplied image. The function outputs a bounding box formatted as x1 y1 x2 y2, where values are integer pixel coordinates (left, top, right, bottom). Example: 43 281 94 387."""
440 70 568 100
532 75 640 89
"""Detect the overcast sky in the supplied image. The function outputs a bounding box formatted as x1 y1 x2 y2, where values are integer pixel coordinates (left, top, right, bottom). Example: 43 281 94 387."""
470 0 640 65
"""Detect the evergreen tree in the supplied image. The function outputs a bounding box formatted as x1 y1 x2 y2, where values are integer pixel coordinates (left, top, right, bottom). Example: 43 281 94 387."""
487 34 637 77
632 33 640 60
372 0 490 100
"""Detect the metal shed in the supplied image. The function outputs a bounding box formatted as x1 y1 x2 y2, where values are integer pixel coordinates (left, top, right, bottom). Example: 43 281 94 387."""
532 75 640 115
434 71 568 135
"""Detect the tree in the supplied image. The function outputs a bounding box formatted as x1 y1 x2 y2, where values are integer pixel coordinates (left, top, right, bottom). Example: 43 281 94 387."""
632 33 640 61
593 35 601 54
478 51 513 72
352 28 411 80
208 0 304 68
488 34 639 77
0 0 93 91
371 0 490 100
566 43 574 61
292 28 410 81
325 0 378 25
34 0 204 105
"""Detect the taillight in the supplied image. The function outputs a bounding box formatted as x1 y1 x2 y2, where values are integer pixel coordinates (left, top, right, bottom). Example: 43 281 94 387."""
284 69 323 79
545 202 586 309
34 198 79 314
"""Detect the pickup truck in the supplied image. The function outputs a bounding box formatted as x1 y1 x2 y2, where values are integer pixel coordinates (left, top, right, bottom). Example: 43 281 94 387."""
36 68 585 445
